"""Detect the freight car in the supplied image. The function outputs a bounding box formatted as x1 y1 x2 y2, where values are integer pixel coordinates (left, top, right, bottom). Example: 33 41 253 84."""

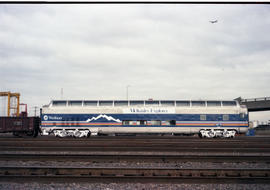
0 116 40 137
40 99 249 138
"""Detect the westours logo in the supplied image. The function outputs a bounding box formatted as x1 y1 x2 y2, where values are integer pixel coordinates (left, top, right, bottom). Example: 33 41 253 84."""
86 114 121 123
43 115 48 120
43 115 62 121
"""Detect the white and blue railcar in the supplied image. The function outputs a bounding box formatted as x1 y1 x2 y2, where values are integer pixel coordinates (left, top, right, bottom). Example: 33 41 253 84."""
40 100 249 138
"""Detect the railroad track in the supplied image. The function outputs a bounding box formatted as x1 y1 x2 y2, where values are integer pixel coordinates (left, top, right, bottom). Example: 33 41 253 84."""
1 147 270 157
1 153 270 163
0 166 269 183
1 136 270 149
0 136 269 184
0 136 269 144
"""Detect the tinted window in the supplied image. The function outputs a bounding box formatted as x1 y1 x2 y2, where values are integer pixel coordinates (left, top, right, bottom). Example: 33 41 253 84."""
52 101 66 107
176 101 190 107
99 101 113 106
170 120 176 125
145 101 159 106
68 101 82 106
222 101 237 106
160 101 175 106
149 120 161 125
200 115 206 120
114 101 128 106
84 101 97 106
122 120 129 125
192 101 206 107
207 101 221 107
123 121 147 125
130 101 144 106
223 115 229 120
139 120 147 125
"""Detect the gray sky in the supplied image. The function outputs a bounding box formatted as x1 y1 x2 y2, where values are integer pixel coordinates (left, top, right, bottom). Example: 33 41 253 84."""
0 4 269 120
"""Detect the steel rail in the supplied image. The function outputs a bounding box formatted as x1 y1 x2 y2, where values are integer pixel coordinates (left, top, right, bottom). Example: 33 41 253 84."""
0 153 270 162
2 142 270 148
1 147 270 153
0 166 269 183
0 136 269 142
1 138 270 148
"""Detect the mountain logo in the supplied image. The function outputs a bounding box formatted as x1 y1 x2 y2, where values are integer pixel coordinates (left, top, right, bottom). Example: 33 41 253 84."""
86 114 121 123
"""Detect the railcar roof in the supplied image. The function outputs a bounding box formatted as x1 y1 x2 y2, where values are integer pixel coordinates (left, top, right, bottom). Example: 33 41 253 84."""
44 100 239 108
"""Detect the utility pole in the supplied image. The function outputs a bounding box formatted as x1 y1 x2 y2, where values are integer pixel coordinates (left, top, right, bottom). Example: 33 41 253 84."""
61 88 63 100
126 85 130 101
34 106 38 117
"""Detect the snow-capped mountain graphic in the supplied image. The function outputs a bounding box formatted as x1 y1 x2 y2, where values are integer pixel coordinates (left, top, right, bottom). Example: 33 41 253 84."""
86 114 121 123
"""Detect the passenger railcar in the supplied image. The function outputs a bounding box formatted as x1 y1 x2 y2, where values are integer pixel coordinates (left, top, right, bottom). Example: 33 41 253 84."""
40 100 249 138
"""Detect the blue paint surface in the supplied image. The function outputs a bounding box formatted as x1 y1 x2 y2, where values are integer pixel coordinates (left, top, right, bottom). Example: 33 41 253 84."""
41 113 248 122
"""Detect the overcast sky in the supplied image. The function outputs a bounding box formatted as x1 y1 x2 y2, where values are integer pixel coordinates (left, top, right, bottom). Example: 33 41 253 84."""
0 4 269 120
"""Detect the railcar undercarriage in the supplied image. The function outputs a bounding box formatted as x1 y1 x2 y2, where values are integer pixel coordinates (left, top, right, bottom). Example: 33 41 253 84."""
199 129 236 138
42 129 90 138
42 128 237 138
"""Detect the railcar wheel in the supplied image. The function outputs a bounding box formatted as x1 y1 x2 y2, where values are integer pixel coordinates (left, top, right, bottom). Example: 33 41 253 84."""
208 130 215 138
26 131 37 137
12 132 22 137
60 130 68 137
199 130 208 138
32 128 39 137
74 130 82 138
53 130 59 137
223 130 236 138
230 130 237 138
223 130 230 138
53 130 67 137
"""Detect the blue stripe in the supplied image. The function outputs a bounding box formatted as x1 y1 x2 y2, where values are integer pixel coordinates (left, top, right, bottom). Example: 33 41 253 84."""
41 113 248 122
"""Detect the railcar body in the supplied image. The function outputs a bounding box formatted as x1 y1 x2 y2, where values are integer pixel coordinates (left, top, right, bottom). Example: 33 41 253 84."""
40 100 249 138
0 116 40 137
